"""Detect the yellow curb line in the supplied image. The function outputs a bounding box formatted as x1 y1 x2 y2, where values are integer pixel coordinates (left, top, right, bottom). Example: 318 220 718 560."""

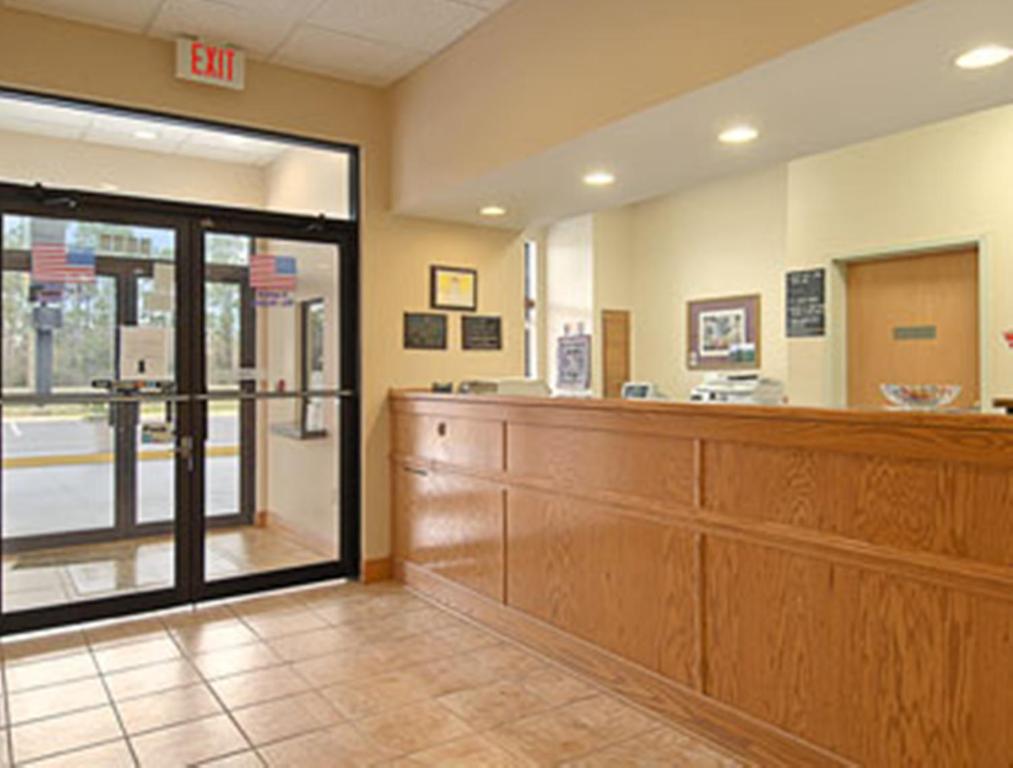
3 445 239 469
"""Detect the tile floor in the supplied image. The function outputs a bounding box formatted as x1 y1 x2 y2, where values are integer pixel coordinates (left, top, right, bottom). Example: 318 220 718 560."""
3 527 330 613
0 581 748 766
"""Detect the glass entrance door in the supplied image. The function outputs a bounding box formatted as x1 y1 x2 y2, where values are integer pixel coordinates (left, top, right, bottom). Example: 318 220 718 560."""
1 212 186 621
0 185 360 633
198 225 356 596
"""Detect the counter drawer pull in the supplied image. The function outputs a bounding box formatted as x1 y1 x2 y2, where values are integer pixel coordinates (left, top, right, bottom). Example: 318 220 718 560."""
436 421 448 437
404 467 429 477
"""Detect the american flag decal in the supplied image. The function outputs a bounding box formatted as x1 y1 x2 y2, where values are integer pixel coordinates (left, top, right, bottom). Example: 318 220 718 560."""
250 254 297 292
31 243 96 284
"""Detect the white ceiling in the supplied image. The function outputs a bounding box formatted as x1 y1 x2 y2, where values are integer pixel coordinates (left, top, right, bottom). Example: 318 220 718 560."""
1 0 512 86
0 94 295 165
395 0 1013 229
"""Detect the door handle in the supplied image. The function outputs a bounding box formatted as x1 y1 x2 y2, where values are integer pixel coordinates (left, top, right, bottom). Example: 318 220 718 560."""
177 435 196 473
404 466 428 477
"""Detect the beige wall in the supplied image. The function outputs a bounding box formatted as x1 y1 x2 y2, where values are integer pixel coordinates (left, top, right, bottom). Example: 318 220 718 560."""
0 6 525 562
786 104 1013 409
545 215 593 392
391 0 917 211
365 218 524 555
265 149 351 220
0 129 267 208
621 166 788 399
584 105 1013 411
591 208 635 396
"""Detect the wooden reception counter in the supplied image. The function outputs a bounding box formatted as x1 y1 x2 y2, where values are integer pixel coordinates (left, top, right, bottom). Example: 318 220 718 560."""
390 391 1013 767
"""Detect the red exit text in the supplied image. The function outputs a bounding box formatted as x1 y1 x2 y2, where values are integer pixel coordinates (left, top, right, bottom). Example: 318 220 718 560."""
176 38 245 91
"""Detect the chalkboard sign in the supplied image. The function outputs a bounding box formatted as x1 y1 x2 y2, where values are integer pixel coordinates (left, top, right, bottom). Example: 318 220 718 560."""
404 313 447 350
462 315 502 350
786 268 826 338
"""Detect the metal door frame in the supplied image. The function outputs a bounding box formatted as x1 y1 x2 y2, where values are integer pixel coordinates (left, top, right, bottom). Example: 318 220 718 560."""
0 179 360 634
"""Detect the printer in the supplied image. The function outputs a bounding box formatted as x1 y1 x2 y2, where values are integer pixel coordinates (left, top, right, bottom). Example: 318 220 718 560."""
690 373 784 405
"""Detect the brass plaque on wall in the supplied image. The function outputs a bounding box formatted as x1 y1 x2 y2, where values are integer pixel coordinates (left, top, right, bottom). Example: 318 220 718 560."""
893 325 937 341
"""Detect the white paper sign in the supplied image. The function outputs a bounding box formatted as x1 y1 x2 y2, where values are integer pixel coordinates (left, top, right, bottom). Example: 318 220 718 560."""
146 292 173 313
120 326 173 380
153 263 175 293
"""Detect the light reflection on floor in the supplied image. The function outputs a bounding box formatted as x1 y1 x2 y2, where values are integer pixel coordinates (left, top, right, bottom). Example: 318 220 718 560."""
3 527 330 612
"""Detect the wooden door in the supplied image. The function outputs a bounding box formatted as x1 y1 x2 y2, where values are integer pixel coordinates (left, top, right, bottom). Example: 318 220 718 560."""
602 309 631 398
847 248 979 408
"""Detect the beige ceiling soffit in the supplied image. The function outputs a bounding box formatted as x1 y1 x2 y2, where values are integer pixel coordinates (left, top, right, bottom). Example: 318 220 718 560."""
390 0 922 211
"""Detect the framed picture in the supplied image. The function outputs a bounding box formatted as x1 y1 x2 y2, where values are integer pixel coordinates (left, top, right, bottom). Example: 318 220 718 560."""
687 294 761 370
462 315 502 350
430 266 478 311
403 312 447 350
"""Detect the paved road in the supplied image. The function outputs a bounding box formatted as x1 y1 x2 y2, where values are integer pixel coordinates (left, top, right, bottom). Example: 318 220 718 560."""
2 456 239 537
2 414 241 537
2 414 238 457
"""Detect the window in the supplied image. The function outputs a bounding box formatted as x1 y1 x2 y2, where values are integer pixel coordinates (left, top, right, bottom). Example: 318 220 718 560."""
0 92 355 220
524 241 538 379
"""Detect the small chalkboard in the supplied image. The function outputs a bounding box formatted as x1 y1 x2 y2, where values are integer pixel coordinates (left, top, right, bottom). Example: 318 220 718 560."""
786 268 826 338
404 313 447 350
462 315 502 350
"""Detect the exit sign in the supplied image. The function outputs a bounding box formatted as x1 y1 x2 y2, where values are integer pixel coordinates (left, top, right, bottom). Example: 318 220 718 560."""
176 38 245 91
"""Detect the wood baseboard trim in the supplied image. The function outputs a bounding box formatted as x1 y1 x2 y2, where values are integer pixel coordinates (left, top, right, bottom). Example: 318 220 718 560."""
401 561 851 768
362 557 393 584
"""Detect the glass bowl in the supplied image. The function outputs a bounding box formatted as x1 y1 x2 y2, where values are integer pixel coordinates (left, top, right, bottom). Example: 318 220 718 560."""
880 384 962 410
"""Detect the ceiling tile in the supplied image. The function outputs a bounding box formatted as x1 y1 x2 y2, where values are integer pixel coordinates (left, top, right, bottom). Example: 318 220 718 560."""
308 0 486 53
82 113 190 154
0 98 93 128
274 24 428 86
176 127 285 165
148 0 320 56
4 0 164 33
0 94 287 166
0 115 87 141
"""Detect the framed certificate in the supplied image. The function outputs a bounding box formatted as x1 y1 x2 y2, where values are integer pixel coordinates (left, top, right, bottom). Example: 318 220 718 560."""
430 266 478 311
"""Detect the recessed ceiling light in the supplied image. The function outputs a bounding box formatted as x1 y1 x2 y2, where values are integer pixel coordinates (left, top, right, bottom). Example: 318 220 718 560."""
583 171 615 187
133 129 158 140
718 125 759 145
955 44 1013 70
480 205 507 217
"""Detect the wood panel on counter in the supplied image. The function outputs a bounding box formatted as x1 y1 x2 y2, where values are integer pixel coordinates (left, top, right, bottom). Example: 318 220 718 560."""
703 442 1013 566
507 487 699 686
508 423 697 508
393 464 505 601
706 539 1013 767
390 391 1013 767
